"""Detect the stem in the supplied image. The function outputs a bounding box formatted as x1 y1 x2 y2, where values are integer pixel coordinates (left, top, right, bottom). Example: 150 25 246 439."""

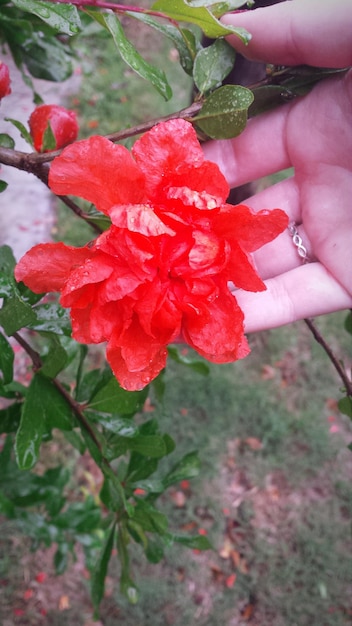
58 196 104 234
43 0 177 23
304 318 352 397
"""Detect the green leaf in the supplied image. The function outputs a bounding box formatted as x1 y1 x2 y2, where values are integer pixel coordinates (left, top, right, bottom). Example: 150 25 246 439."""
0 293 37 335
127 519 148 549
29 302 71 335
194 84 254 139
15 376 46 470
128 434 167 458
94 11 172 101
54 543 69 574
23 35 73 82
0 180 8 193
338 396 352 420
152 0 251 41
0 133 15 149
145 536 165 563
0 245 16 298
127 11 196 75
63 429 86 454
131 478 165 494
100 476 124 512
344 311 352 335
206 1 248 17
163 451 201 488
133 500 168 534
117 524 139 604
168 346 209 375
0 403 22 434
193 38 236 94
91 523 116 611
0 490 15 517
40 334 69 378
0 332 14 384
11 0 81 35
42 120 57 152
5 118 33 147
86 411 139 438
15 373 73 470
89 375 148 415
54 500 101 532
167 531 212 550
126 455 158 483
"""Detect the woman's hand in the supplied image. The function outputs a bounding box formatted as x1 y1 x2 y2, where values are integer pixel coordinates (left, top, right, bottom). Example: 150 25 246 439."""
203 0 352 331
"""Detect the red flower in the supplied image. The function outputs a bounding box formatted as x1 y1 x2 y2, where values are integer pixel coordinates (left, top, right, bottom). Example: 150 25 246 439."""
15 119 288 391
0 61 11 99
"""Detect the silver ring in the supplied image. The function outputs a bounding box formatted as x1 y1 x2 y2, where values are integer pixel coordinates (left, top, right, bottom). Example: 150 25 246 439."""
288 222 310 263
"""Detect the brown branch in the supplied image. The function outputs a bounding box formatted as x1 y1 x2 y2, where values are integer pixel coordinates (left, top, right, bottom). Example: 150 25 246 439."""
304 318 352 397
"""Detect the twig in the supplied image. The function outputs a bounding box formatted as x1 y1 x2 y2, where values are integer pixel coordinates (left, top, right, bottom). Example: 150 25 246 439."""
304 318 352 396
58 196 104 234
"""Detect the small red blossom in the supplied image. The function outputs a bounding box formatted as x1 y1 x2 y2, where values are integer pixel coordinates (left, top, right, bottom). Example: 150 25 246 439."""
29 104 78 153
15 119 288 391
0 61 11 99
35 571 47 584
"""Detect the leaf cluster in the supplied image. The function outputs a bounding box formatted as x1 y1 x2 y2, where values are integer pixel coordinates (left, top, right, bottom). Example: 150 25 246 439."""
0 244 211 613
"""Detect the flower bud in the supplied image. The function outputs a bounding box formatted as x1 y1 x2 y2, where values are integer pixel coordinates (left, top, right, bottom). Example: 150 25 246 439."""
29 104 78 153
0 61 11 100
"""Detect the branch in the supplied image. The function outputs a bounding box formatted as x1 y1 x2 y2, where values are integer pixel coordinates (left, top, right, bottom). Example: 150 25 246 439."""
304 318 352 397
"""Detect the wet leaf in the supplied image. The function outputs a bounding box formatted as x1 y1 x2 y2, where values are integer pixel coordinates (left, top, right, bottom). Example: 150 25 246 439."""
15 373 73 470
11 0 81 35
92 11 172 101
0 332 14 384
91 523 116 611
193 38 236 94
163 451 200 488
89 376 148 416
152 0 251 41
0 133 15 149
194 84 253 139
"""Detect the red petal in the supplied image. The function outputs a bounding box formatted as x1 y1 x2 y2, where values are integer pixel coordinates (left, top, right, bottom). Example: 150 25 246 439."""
15 242 90 293
214 205 289 251
225 241 266 292
60 253 115 307
109 204 175 236
71 300 124 343
107 317 167 390
182 291 250 362
166 161 229 209
132 119 228 204
49 135 146 216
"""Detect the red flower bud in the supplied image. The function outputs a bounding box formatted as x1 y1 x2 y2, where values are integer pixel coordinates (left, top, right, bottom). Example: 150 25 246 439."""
0 61 11 99
29 104 78 153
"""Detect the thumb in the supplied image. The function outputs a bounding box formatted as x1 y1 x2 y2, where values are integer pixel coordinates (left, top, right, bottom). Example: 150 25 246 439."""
223 0 352 68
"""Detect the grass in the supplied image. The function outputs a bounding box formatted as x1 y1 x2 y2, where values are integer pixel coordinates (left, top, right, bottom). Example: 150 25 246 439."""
1 10 352 626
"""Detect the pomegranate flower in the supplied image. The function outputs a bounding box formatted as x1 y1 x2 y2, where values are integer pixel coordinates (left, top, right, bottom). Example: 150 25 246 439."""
15 119 288 391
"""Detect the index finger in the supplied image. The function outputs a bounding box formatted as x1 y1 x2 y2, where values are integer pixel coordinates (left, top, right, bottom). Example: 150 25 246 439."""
223 0 352 68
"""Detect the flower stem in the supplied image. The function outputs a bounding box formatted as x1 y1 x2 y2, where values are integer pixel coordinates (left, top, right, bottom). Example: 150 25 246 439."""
304 318 352 397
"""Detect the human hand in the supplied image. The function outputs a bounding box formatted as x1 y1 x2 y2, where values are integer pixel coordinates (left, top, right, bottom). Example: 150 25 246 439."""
203 0 352 332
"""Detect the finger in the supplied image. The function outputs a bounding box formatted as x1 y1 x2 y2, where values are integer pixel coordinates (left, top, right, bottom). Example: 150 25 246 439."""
243 177 310 279
234 263 352 333
223 0 352 68
203 104 291 188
